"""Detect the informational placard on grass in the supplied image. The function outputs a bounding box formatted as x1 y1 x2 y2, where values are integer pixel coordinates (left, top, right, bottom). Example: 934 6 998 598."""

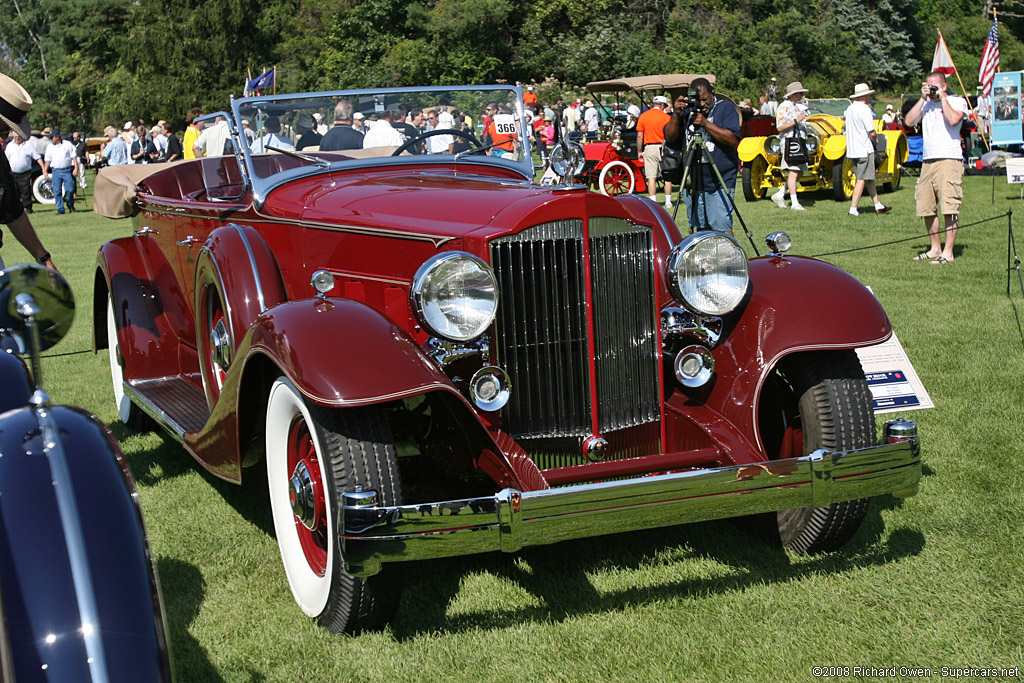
856 331 934 413
1006 157 1024 184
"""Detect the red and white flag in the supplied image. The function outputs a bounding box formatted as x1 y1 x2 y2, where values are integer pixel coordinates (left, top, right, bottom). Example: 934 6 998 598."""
931 30 956 75
978 18 999 98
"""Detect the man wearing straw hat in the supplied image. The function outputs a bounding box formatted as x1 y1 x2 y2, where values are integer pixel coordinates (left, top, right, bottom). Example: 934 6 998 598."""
0 73 57 271
844 83 892 217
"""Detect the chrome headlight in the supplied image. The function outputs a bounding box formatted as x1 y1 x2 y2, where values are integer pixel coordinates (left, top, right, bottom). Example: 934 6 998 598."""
805 133 820 155
550 141 586 178
666 233 750 316
410 252 498 341
766 135 781 156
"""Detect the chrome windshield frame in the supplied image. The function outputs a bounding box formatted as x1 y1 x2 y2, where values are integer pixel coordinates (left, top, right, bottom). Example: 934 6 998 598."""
228 84 534 208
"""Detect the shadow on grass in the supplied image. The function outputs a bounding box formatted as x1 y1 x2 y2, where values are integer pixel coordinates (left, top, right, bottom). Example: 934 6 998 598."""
156 558 230 683
387 501 924 639
109 424 200 487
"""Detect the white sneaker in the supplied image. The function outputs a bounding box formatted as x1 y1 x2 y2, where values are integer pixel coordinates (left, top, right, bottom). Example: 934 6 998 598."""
665 200 673 209
791 203 805 211
771 192 786 208
849 208 859 216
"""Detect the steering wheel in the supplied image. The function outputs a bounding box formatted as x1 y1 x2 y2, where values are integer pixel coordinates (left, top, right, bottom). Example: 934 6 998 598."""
391 128 484 156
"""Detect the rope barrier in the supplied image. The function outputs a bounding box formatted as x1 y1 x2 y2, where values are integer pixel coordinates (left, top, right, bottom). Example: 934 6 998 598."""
810 211 1011 258
42 349 92 359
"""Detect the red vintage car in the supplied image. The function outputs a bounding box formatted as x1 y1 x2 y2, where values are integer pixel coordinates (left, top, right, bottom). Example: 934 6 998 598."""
94 85 921 634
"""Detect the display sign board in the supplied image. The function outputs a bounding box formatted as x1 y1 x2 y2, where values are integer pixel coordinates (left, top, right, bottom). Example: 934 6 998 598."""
991 71 1023 146
1006 157 1024 184
855 330 934 414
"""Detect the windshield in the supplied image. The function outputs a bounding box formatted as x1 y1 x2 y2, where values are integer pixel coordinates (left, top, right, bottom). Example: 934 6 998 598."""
228 86 531 188
804 99 852 117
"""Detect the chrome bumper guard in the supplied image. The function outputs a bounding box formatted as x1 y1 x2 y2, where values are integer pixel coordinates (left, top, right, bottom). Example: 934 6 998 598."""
340 436 921 578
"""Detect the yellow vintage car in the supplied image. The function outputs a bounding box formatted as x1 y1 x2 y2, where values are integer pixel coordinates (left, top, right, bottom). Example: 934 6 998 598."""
739 99 908 201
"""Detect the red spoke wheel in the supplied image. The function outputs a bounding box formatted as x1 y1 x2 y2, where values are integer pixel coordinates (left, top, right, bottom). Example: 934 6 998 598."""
598 160 635 196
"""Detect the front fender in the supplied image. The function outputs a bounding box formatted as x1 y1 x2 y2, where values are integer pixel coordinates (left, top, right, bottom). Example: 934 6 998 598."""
247 298 450 405
822 134 846 161
705 255 891 456
184 298 538 489
738 137 767 163
0 405 171 681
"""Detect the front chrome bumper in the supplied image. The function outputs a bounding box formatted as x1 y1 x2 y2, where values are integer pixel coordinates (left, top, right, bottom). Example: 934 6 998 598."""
340 438 921 578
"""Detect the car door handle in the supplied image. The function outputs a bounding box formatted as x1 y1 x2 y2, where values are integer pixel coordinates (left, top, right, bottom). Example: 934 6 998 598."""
134 227 158 237
176 236 200 246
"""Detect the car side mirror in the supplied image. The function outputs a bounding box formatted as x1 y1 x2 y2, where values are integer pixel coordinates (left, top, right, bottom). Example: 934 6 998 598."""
0 263 75 402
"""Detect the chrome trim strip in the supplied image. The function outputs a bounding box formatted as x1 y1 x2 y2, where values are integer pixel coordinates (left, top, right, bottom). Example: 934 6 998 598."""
36 405 111 681
123 381 186 442
638 195 678 246
324 269 408 286
230 223 266 312
339 440 921 577
135 205 459 248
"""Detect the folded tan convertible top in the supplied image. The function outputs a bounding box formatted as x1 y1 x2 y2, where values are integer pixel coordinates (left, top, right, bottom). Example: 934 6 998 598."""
585 74 717 94
94 163 172 219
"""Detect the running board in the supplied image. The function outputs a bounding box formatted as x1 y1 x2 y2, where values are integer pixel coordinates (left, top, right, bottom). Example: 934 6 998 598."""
124 377 209 442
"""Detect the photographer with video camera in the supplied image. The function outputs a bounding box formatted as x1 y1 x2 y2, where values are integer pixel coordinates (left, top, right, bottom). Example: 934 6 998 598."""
664 77 740 235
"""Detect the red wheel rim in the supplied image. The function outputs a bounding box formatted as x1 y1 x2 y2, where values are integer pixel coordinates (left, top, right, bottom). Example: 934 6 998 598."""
287 415 328 576
604 167 631 195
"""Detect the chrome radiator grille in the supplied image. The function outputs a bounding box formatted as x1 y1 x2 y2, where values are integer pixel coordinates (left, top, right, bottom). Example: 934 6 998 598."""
491 217 660 440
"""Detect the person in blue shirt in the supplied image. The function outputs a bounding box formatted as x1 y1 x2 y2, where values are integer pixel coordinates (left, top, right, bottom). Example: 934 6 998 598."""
664 78 741 235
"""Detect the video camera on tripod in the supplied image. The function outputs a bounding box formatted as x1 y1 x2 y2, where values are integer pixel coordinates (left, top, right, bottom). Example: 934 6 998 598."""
676 86 710 124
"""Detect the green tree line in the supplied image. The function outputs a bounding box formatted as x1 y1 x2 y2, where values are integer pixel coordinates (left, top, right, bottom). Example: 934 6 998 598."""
2 0 1021 133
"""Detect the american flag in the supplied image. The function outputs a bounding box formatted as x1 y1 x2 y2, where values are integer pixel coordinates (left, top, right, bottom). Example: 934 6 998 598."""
978 18 999 98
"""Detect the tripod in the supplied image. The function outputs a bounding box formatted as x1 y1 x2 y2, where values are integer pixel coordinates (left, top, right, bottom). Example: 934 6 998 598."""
673 134 759 254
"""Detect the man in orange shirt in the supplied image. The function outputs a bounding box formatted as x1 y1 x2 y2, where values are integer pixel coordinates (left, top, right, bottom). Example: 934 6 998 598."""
637 95 672 207
523 86 538 107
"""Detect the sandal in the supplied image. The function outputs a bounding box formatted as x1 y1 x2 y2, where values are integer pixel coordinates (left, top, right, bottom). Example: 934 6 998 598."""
914 251 938 261
929 256 952 265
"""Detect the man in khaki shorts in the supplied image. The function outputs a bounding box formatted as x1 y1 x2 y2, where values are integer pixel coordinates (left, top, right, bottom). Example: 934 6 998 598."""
903 71 969 264
637 95 672 208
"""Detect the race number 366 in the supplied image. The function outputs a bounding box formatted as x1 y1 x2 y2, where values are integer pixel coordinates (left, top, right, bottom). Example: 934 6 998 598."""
493 114 519 137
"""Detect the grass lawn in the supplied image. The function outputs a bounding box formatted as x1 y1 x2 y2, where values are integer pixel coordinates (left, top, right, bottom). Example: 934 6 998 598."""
10 169 1024 682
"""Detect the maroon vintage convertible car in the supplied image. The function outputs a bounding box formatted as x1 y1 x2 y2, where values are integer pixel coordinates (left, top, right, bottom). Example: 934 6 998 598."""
94 85 921 633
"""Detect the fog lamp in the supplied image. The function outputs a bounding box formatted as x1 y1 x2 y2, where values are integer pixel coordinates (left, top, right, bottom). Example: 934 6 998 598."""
469 366 511 411
765 231 792 255
674 345 714 388
310 270 335 298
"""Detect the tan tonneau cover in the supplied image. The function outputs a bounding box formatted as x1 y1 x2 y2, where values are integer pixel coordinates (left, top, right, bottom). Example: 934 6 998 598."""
586 74 717 94
94 163 172 219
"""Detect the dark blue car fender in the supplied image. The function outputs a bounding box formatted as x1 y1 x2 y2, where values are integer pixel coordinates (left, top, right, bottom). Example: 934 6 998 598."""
0 404 172 681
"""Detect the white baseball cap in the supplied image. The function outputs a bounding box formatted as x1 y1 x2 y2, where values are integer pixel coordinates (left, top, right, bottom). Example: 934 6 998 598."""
353 112 365 120
653 95 670 105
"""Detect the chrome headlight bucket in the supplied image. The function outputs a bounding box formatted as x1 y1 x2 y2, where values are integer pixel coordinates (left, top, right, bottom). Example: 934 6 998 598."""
410 252 498 342
766 135 781 157
805 133 820 156
666 232 750 316
549 141 586 179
